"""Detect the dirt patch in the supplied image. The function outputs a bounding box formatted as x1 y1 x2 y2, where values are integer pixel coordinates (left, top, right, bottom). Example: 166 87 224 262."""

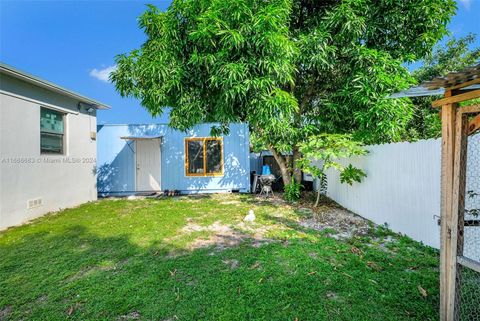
247 193 373 241
66 266 103 282
65 259 129 282
182 221 273 251
222 259 240 269
251 194 291 207
36 295 48 304
249 261 262 270
0 306 12 320
326 291 344 302
117 311 141 320
298 204 371 240
172 194 380 253
367 235 398 253
174 195 208 203
219 200 242 205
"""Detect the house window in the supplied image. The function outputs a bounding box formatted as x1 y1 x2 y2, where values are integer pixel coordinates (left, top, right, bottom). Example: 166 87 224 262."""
40 107 64 154
185 138 223 176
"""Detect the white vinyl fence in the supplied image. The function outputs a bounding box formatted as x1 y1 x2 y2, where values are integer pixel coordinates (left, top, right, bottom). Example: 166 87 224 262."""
319 139 443 248
318 134 480 249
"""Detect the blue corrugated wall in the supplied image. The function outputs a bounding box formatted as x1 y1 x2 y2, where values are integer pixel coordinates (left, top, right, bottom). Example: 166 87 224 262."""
97 123 250 195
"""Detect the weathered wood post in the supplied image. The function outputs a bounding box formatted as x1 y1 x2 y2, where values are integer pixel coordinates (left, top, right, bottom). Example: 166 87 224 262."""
439 89 458 321
435 86 480 321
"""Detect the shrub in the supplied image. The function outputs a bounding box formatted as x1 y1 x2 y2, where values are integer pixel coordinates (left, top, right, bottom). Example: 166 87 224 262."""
284 178 303 202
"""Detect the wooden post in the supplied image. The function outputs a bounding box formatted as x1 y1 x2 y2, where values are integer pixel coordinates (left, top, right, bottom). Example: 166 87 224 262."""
439 89 458 321
448 110 468 319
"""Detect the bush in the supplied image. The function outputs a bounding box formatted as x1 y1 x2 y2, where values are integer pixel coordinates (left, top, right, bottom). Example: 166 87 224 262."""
284 178 303 202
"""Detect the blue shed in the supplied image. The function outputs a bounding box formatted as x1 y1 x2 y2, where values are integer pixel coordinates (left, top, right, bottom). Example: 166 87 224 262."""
97 123 251 195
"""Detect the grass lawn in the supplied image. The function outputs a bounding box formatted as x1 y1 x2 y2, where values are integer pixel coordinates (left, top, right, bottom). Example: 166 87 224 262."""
0 194 439 321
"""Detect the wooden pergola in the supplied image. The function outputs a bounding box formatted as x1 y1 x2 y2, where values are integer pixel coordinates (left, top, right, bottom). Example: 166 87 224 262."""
425 65 480 321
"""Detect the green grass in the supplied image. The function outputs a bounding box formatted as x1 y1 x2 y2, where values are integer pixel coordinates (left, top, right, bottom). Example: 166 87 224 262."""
0 194 439 321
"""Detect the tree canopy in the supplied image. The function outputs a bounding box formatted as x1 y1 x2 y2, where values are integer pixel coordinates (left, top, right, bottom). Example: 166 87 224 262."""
112 0 456 184
406 34 480 140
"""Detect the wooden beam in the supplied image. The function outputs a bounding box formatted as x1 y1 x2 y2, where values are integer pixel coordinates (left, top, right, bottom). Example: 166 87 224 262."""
439 90 457 321
432 89 480 108
458 256 480 273
460 104 480 115
468 114 480 135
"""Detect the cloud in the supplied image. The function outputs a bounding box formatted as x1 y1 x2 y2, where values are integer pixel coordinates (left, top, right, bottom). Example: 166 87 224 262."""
458 0 471 9
89 65 117 82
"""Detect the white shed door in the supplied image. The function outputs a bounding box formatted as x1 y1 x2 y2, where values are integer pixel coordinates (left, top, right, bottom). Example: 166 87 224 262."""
136 140 161 192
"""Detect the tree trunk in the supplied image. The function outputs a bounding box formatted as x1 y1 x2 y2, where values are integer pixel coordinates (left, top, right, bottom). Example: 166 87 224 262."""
314 165 327 207
314 186 321 207
269 146 292 186
292 146 302 184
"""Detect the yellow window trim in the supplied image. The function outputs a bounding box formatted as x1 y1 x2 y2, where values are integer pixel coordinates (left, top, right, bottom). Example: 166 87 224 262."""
185 137 224 177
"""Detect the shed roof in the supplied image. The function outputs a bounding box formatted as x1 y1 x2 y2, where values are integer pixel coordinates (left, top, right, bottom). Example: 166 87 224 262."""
120 135 163 141
421 64 480 90
390 64 480 98
0 62 110 110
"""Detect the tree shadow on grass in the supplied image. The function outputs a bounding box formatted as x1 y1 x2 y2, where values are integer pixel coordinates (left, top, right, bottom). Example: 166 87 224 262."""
0 214 440 321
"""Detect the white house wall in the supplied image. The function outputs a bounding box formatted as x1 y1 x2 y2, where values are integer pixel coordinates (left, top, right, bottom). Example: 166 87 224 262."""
0 74 98 229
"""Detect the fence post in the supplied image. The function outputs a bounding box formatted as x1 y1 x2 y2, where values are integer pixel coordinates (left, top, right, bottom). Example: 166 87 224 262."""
439 91 458 321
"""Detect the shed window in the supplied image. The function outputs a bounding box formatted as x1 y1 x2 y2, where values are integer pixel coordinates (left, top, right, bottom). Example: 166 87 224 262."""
40 107 64 154
185 138 223 176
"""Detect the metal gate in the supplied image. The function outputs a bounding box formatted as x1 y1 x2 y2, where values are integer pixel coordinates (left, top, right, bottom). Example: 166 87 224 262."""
452 108 480 321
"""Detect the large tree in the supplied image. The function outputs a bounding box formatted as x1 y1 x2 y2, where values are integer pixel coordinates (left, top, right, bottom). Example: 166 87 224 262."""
112 0 456 185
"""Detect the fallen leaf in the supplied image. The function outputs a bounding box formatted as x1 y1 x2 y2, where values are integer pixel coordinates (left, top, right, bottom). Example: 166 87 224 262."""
367 261 382 271
351 246 363 256
418 285 427 297
66 306 74 316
